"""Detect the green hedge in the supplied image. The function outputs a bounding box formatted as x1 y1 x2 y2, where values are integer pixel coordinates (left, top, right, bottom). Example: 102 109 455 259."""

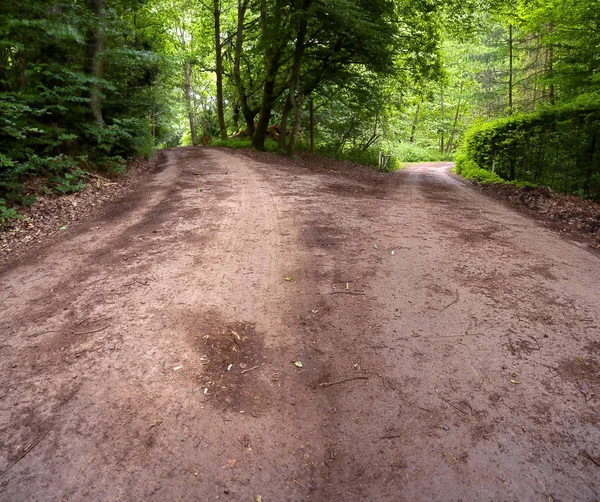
459 96 600 198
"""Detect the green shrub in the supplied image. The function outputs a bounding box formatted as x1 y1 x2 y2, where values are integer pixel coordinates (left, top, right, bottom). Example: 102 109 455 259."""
0 198 20 225
393 143 454 162
458 96 600 197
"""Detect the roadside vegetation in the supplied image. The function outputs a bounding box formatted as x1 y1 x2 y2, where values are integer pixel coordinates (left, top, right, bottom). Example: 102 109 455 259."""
1 0 599 225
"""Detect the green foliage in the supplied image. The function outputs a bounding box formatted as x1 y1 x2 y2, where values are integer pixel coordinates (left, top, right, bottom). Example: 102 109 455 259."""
458 97 600 197
393 143 454 162
209 138 280 152
0 0 175 208
0 197 20 225
454 152 506 183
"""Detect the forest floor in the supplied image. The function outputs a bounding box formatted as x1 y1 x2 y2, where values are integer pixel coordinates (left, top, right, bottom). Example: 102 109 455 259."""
1 147 600 501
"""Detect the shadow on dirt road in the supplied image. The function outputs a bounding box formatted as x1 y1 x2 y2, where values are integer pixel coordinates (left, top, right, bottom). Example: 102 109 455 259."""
1 148 599 501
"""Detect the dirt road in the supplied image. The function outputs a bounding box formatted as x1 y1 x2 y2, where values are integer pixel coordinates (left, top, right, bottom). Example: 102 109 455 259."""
1 147 599 501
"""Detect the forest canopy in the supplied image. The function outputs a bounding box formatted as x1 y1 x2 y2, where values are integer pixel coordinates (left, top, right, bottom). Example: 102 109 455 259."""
1 0 599 221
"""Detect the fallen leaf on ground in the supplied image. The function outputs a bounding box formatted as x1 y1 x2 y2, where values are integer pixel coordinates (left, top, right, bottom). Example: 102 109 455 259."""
294 361 303 368
284 276 293 281
148 419 163 430
173 366 183 371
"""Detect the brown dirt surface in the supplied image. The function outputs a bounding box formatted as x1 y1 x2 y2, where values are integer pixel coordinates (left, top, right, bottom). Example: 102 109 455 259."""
460 178 600 251
0 157 155 266
1 150 600 501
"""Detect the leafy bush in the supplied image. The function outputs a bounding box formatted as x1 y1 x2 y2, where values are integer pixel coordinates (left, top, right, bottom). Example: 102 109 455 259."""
458 95 600 198
455 153 506 183
0 198 20 225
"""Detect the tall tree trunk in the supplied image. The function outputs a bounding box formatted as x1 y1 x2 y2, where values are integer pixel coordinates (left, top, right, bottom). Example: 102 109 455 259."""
233 0 255 138
445 81 464 154
278 97 292 150
184 61 197 145
409 102 420 143
85 0 107 127
309 97 314 153
509 23 514 114
233 103 240 133
287 90 304 156
252 56 280 150
286 0 311 157
440 89 444 154
547 23 555 105
252 0 285 150
213 0 226 139
17 41 27 89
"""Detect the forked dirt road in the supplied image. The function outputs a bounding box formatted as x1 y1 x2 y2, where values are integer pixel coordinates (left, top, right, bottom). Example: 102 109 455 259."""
1 148 599 501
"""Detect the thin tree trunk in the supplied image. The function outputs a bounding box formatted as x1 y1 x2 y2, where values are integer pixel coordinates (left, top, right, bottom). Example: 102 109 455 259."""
409 102 420 143
309 97 314 153
509 23 513 114
17 45 27 89
214 0 226 139
547 23 555 105
85 0 107 127
278 97 292 150
287 90 304 156
445 82 464 154
184 62 197 145
440 89 444 153
233 103 240 133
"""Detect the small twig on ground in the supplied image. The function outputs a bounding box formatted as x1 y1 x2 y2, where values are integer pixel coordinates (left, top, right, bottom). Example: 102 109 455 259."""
319 376 369 388
241 365 258 374
73 325 110 336
83 276 108 290
584 450 600 467
541 363 558 372
14 430 51 464
507 336 516 354
442 290 459 310
329 291 366 296
527 335 541 350
380 435 403 440
440 396 472 416
308 345 325 354
432 332 479 339
415 404 433 413
75 316 111 327
27 330 57 339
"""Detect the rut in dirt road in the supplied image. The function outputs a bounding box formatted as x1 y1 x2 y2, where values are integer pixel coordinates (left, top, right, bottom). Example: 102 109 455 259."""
1 147 599 501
